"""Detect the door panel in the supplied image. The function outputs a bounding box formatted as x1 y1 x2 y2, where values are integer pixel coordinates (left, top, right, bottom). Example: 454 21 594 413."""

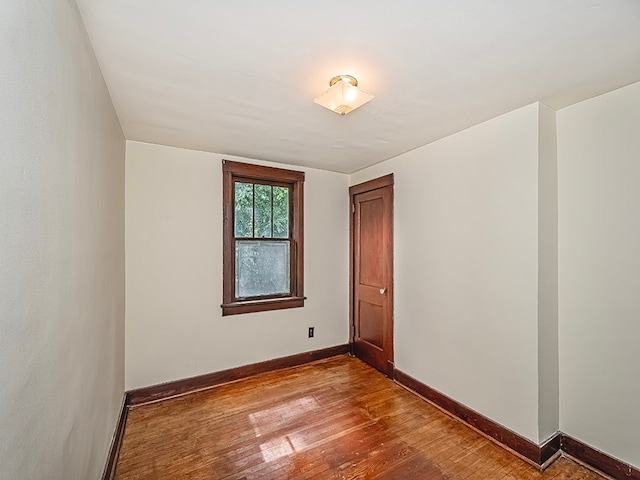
358 198 384 286
350 176 393 376
358 299 383 348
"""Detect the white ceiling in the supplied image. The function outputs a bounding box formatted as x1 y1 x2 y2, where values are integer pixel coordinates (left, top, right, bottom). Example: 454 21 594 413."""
76 0 640 173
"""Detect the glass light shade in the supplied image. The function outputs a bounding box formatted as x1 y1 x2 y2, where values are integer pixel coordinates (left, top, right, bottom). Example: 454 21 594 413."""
313 75 375 115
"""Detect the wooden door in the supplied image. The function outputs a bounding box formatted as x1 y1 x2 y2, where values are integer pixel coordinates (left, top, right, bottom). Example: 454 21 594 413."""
350 174 394 376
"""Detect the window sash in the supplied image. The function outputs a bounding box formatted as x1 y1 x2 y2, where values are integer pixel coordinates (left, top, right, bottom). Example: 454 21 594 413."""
233 180 291 240
234 238 293 300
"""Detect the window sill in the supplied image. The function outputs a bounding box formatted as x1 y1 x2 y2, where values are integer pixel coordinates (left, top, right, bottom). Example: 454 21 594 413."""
221 296 305 316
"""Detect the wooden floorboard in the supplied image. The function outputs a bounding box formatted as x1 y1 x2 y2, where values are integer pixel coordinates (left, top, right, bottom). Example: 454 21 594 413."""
115 355 606 480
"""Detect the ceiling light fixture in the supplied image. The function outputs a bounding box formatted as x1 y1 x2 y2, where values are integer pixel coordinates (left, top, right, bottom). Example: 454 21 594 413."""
313 75 375 115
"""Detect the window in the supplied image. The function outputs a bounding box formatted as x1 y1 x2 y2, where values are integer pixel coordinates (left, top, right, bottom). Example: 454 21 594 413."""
221 160 305 316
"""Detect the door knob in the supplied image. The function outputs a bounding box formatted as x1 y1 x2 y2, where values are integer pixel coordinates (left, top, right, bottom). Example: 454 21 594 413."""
380 288 386 294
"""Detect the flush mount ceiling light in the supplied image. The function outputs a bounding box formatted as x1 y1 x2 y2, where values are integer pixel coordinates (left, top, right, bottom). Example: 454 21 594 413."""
313 75 375 115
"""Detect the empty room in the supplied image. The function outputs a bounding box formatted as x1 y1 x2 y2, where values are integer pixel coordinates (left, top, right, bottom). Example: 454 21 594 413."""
2 1 639 479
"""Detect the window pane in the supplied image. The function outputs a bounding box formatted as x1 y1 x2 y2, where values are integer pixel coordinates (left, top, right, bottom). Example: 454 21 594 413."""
236 240 290 298
234 182 253 238
254 184 272 238
273 186 289 238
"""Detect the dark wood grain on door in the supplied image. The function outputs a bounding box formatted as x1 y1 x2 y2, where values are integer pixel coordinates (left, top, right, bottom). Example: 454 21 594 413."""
350 174 394 376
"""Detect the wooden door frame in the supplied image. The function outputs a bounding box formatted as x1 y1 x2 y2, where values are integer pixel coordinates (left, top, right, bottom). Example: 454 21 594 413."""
349 174 394 374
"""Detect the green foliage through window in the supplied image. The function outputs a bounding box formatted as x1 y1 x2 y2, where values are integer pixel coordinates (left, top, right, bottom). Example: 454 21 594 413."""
234 182 289 239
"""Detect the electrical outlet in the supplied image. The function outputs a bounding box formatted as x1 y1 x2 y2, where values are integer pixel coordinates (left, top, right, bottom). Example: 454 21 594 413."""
308 327 314 338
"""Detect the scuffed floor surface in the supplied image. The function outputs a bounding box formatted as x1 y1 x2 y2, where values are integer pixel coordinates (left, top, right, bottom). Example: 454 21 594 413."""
116 355 604 479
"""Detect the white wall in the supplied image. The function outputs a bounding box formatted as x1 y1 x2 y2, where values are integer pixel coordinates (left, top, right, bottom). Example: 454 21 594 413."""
537 103 559 442
351 104 545 442
0 1 126 479
558 81 640 468
125 141 349 389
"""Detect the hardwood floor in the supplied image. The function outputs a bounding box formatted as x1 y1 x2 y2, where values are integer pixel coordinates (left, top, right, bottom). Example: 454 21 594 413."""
116 355 605 480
